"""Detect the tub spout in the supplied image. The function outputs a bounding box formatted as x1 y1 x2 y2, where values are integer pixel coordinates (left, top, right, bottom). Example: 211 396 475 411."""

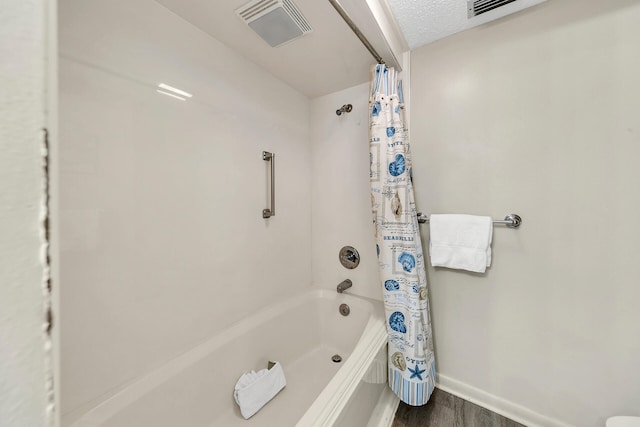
337 279 352 293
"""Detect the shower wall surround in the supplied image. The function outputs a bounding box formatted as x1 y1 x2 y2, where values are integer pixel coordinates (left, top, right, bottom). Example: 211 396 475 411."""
59 0 311 421
310 83 381 301
409 1 640 426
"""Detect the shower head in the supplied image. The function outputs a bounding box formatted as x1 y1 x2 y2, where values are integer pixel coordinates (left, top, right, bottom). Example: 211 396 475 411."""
336 104 353 116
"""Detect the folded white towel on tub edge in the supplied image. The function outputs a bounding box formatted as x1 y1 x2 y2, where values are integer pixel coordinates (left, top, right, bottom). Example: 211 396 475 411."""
233 361 286 419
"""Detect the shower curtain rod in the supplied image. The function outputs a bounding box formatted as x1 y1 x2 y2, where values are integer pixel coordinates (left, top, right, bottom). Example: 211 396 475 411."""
328 0 385 64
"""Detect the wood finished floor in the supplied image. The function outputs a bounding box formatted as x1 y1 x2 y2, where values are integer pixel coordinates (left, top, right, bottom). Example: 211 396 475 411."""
392 388 526 427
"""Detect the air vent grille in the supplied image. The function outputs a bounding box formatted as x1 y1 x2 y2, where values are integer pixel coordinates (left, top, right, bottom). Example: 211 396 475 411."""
468 0 518 18
235 0 312 47
282 0 312 32
237 0 278 21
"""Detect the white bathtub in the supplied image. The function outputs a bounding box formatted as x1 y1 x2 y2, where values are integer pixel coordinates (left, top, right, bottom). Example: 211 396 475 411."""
68 289 389 427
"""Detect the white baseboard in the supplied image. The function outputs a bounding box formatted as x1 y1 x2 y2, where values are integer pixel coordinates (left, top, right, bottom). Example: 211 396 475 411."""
367 387 400 427
437 374 573 427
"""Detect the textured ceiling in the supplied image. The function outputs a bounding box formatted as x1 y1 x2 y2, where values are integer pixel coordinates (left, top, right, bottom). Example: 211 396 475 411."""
387 0 547 50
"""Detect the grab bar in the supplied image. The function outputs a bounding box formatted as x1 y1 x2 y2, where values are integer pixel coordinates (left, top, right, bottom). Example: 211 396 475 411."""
263 151 275 218
417 212 522 228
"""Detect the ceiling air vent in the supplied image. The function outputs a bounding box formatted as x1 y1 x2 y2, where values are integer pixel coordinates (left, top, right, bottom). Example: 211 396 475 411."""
236 0 312 47
468 0 518 18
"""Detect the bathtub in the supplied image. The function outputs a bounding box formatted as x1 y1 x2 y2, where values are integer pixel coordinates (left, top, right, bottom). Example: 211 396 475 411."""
67 289 391 427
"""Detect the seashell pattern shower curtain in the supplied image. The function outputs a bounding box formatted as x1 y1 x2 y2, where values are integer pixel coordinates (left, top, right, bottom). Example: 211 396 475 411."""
369 64 436 406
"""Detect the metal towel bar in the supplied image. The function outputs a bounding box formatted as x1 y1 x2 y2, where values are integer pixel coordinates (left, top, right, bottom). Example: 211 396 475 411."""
263 151 275 218
417 213 522 228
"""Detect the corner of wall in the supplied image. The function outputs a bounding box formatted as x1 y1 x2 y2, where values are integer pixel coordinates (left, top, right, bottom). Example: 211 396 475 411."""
0 1 53 425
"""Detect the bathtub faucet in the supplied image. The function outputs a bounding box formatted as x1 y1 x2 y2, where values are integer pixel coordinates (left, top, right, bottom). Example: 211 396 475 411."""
337 279 352 293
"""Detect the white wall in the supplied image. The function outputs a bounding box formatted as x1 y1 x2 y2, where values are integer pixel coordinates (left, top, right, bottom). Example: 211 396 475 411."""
58 0 311 421
0 1 52 426
410 0 640 425
310 83 382 301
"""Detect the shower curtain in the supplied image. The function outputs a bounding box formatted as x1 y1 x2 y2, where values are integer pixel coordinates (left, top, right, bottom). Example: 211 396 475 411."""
369 64 436 406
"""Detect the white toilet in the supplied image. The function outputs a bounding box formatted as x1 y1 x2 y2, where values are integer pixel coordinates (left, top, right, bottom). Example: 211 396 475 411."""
607 417 640 427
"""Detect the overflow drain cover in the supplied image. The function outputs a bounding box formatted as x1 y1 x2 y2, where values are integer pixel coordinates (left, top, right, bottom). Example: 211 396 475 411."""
331 354 342 363
339 304 350 316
